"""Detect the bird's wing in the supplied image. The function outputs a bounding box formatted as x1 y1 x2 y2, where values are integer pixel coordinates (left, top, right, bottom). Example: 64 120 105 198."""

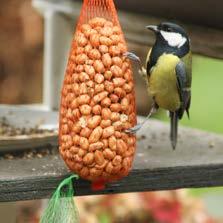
146 48 152 76
175 61 191 119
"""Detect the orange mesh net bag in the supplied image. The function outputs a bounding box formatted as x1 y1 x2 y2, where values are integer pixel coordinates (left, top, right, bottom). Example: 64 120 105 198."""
59 0 137 190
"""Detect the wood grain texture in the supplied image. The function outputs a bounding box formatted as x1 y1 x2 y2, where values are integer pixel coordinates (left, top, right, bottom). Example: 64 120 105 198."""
118 12 223 59
1 118 223 202
115 0 223 30
66 1 223 59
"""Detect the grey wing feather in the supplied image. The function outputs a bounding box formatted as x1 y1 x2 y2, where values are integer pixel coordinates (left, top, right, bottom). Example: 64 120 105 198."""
175 61 191 119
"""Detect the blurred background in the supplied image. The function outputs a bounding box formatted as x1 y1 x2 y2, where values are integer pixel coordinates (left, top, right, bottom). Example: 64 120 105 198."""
1 0 223 222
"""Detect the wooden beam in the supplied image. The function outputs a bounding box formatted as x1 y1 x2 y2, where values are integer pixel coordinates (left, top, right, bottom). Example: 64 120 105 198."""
118 11 223 59
115 0 223 30
64 1 223 59
34 0 223 59
1 118 223 202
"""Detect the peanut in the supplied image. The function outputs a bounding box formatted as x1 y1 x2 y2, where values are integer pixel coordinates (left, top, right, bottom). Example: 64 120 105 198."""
76 47 85 55
110 112 120 122
112 56 122 67
109 46 121 56
112 155 122 166
99 45 108 53
88 49 101 60
70 146 79 154
70 98 79 110
79 83 88 94
83 153 94 165
75 54 88 64
121 97 129 111
113 78 126 87
105 162 113 174
78 149 87 157
102 53 112 67
80 127 92 138
102 126 115 138
110 103 121 112
89 126 103 143
72 135 80 145
110 94 119 103
94 150 105 165
104 71 113 80
99 36 112 46
113 26 121 34
89 17 106 27
79 72 90 82
108 136 117 151
79 104 92 115
84 44 92 54
110 35 120 45
117 139 127 155
72 109 81 120
101 108 111 120
102 139 108 148
78 94 91 105
80 167 89 177
76 36 88 47
79 137 89 150
89 142 104 152
104 81 114 93
103 148 115 160
93 91 108 103
90 33 100 47
101 97 111 107
100 26 113 36
59 17 136 183
87 115 101 129
95 84 105 93
84 65 95 78
110 65 122 77
86 80 94 88
92 104 102 115
123 83 133 93
90 168 102 177
112 121 123 131
94 73 104 84
124 146 135 157
114 87 126 98
93 60 105 73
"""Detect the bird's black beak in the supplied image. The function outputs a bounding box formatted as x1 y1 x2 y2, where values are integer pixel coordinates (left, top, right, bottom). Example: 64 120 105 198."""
146 25 159 33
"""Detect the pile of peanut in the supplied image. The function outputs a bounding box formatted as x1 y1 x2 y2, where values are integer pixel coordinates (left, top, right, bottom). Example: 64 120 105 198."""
59 17 136 182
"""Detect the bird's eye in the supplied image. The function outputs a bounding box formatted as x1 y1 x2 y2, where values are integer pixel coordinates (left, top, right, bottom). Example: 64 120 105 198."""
162 25 172 32
166 27 172 32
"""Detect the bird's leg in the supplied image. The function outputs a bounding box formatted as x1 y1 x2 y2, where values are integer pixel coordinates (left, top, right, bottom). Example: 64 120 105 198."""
125 102 158 134
123 52 147 78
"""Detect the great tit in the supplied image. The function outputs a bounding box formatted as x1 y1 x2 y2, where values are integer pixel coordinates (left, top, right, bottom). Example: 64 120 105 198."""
125 22 192 150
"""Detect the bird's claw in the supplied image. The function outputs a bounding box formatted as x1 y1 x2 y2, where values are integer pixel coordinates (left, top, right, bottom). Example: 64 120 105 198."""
123 52 141 63
125 124 142 134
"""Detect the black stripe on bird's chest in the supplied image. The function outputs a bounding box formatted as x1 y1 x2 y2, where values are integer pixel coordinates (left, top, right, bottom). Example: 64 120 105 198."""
147 40 189 74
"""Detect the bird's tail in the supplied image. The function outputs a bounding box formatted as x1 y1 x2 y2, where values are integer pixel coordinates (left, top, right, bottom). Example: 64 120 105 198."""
170 112 178 150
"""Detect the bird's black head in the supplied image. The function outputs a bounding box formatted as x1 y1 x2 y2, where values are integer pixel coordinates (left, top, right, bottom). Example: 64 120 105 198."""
146 22 190 50
146 22 190 71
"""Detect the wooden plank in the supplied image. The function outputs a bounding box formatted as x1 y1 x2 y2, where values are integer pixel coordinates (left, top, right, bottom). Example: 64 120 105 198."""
1 118 223 202
118 12 223 59
44 0 223 59
115 0 223 30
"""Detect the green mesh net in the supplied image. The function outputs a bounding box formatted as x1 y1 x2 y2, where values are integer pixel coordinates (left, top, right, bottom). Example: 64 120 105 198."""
40 174 79 223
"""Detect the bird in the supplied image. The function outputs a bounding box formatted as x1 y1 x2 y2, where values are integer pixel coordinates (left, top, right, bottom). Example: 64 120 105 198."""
124 22 192 150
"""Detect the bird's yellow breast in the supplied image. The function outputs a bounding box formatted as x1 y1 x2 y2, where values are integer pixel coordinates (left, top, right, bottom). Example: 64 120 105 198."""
149 54 181 111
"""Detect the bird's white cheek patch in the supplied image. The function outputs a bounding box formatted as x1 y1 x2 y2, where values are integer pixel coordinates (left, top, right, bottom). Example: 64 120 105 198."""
160 31 187 48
